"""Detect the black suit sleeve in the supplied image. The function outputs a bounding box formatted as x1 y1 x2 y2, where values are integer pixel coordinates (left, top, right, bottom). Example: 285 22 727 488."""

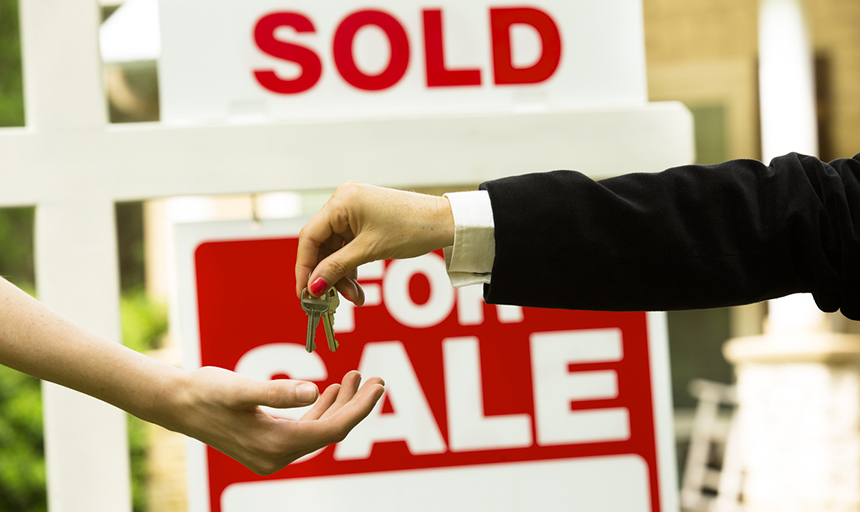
480 152 860 319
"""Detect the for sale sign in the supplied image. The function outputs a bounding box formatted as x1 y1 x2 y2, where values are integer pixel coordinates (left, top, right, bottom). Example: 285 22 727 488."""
176 219 677 512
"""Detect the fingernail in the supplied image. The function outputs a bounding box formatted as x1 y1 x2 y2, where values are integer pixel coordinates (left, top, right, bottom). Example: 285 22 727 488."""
340 288 352 302
309 277 328 296
296 383 317 403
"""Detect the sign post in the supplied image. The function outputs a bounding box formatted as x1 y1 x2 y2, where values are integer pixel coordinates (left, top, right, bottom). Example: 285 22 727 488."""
176 219 677 512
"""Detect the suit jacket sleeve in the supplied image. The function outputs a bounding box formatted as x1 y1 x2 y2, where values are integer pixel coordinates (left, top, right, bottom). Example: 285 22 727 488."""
480 152 860 319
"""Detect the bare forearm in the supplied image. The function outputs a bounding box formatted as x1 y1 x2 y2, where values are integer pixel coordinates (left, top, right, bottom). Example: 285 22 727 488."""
0 277 181 427
0 276 384 474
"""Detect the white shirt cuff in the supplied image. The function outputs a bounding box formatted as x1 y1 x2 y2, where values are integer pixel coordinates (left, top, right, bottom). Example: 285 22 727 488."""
443 190 495 287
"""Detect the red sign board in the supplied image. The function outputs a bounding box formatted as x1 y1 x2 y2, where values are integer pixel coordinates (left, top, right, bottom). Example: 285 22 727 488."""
176 220 677 512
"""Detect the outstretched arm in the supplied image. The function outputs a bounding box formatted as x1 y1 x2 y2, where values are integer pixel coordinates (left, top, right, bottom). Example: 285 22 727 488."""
481 153 860 317
0 276 384 475
296 153 860 319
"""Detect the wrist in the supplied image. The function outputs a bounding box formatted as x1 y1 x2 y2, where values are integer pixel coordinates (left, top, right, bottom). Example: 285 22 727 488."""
131 362 190 433
395 190 454 256
433 195 455 249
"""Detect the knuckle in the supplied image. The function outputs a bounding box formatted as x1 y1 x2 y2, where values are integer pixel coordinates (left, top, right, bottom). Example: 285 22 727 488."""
328 422 351 444
339 180 363 195
333 181 367 206
253 460 280 476
325 256 353 281
265 381 280 407
247 446 284 476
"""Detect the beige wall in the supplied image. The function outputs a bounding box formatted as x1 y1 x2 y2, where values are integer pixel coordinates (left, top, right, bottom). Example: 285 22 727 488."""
644 0 758 63
643 0 860 161
808 0 860 159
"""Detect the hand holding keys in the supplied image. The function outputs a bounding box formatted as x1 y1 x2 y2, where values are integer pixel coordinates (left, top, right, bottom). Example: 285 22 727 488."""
301 287 340 353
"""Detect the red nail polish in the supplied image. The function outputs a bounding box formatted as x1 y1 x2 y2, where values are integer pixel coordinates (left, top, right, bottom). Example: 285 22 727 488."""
309 277 328 296
341 288 352 302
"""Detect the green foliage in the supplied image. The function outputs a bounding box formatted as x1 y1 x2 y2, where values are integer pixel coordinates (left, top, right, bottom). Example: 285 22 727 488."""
0 367 45 512
0 0 24 127
121 288 168 353
0 207 34 290
128 416 149 512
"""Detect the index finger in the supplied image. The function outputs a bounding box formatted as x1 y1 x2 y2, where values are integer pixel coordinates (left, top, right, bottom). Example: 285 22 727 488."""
278 377 384 448
295 212 334 298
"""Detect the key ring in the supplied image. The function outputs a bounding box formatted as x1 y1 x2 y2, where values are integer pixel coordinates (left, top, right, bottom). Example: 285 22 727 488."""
300 287 329 313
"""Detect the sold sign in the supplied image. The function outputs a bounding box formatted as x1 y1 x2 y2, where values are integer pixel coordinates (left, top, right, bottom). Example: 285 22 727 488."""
252 7 561 93
176 219 677 512
159 0 648 123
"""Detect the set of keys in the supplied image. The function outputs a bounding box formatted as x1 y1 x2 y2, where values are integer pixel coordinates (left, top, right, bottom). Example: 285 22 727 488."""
300 287 340 353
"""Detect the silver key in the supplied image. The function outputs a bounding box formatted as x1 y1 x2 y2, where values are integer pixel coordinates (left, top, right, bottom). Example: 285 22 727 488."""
321 289 340 351
301 287 329 353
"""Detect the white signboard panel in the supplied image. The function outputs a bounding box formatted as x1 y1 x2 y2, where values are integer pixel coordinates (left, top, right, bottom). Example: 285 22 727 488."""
159 0 647 123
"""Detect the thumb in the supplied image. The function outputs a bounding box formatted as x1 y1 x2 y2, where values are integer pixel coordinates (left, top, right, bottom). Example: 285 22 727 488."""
252 380 320 409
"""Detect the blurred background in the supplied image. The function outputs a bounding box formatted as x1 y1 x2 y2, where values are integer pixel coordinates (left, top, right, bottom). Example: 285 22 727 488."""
0 0 859 510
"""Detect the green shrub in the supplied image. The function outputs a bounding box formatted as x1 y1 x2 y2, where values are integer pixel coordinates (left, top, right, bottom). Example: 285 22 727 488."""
0 367 46 512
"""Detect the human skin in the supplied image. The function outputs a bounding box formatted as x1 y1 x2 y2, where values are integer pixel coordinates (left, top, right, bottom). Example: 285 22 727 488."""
0 276 384 475
295 181 455 304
